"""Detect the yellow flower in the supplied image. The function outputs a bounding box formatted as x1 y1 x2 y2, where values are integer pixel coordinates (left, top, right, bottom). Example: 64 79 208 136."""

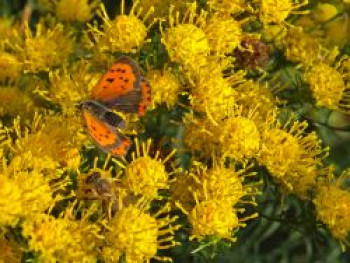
0 51 22 81
117 139 176 199
103 199 180 262
189 57 240 120
175 159 258 241
258 116 328 198
3 157 71 218
2 113 85 174
204 16 243 55
283 27 322 65
12 170 56 216
0 172 23 226
314 170 350 248
313 3 338 22
184 106 261 161
305 63 345 110
207 0 248 15
189 199 239 240
194 160 257 206
183 113 219 157
37 61 100 115
22 212 100 262
303 48 350 112
235 80 278 123
0 86 36 119
161 3 209 67
139 0 189 20
256 0 308 25
12 23 73 73
88 1 149 54
55 0 99 22
147 68 181 108
219 115 260 160
171 160 258 213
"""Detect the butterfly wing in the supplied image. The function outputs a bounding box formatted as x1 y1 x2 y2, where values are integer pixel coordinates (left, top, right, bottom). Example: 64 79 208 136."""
91 56 142 103
82 102 131 157
91 56 151 116
105 77 152 116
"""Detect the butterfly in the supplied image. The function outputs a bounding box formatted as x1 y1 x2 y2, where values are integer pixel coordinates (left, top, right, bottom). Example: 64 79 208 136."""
80 56 151 157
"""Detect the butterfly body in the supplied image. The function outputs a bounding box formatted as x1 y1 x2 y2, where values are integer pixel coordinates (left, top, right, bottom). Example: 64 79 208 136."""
80 56 151 157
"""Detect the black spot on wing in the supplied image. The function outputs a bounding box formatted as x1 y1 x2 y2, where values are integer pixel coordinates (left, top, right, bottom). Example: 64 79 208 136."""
106 78 114 84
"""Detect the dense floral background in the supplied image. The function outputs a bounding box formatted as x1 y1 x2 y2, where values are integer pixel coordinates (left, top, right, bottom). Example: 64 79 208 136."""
1 0 350 262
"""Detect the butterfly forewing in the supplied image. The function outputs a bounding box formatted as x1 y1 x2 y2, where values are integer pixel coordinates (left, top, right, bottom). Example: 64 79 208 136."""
91 56 142 103
82 102 131 157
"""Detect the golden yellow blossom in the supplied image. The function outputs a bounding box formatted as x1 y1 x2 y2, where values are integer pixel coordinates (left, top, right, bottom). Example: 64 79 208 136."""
36 61 100 115
258 116 327 198
55 0 99 22
219 115 260 160
161 3 209 67
103 199 180 262
12 23 73 73
189 199 239 240
0 86 36 119
204 16 242 55
207 0 248 15
139 0 189 20
183 113 219 157
147 68 181 108
176 159 258 240
256 0 308 25
3 157 70 218
283 27 322 64
2 113 85 174
88 1 151 54
303 48 350 112
117 139 176 199
189 57 240 120
171 160 258 213
22 212 100 263
194 161 257 206
0 51 22 81
12 170 56 216
184 106 261 161
314 170 350 248
0 172 23 226
235 80 278 123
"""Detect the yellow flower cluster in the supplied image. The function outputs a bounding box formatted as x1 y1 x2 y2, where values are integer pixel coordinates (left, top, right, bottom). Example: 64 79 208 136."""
1 0 350 261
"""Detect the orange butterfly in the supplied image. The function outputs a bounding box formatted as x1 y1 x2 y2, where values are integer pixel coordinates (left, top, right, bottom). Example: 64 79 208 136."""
80 56 151 157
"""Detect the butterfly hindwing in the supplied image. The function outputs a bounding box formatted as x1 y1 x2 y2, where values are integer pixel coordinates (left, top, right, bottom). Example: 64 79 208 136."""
91 56 142 103
82 100 131 156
